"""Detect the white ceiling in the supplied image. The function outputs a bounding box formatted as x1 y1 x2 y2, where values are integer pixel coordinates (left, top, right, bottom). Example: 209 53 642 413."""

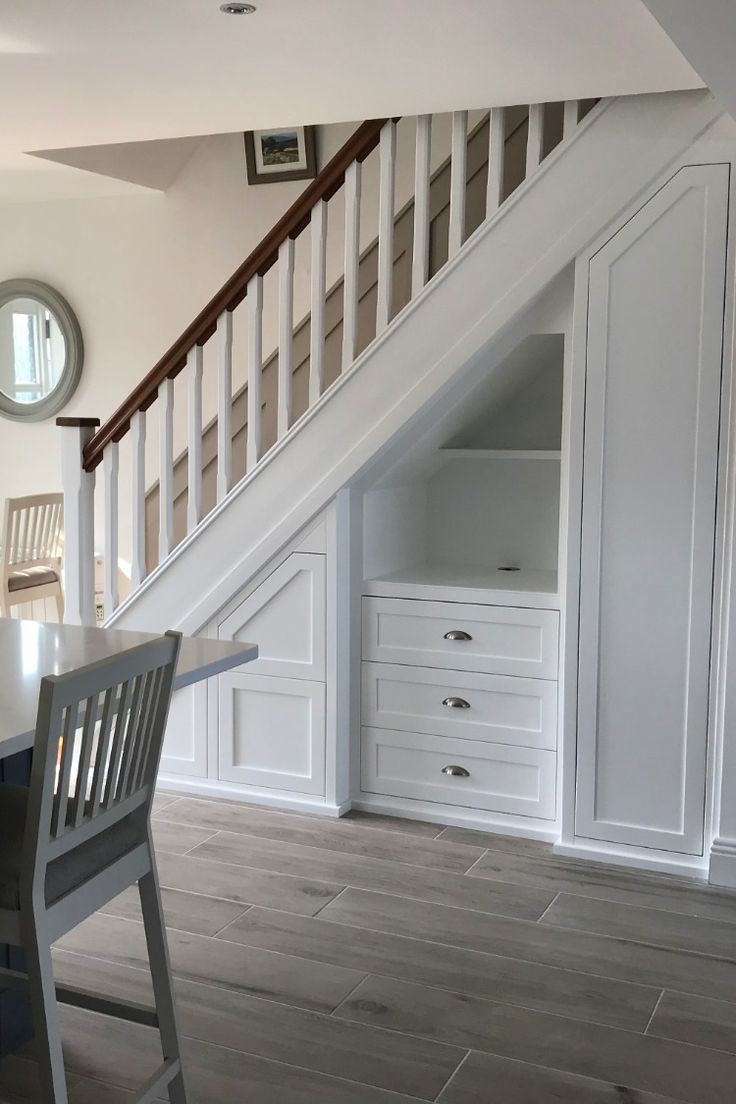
0 0 702 201
642 1 736 124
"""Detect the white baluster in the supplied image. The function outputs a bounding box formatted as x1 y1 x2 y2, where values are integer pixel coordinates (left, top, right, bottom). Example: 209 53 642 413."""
187 345 203 533
158 377 174 561
376 119 397 334
246 274 263 472
130 410 146 588
526 103 545 175
309 200 327 407
57 417 98 626
216 311 233 502
563 100 579 139
342 158 361 371
103 441 119 617
411 114 432 298
486 107 505 217
448 110 468 258
278 237 294 438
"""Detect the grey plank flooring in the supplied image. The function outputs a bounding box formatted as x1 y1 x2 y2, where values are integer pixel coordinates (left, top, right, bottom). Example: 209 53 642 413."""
100 884 248 937
335 974 736 1104
318 886 736 1002
4 791 736 1103
156 796 485 871
469 849 736 922
188 829 555 918
155 848 345 916
437 1051 683 1103
216 905 660 1029
647 990 736 1054
541 891 736 957
51 949 463 1098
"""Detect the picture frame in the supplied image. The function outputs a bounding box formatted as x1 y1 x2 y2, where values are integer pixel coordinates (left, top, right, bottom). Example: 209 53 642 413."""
243 125 317 185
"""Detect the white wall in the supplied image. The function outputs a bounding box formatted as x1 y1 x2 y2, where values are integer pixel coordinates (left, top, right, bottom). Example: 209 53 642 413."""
0 115 467 574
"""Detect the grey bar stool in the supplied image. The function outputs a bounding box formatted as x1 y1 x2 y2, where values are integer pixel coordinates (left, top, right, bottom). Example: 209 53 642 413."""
0 631 188 1103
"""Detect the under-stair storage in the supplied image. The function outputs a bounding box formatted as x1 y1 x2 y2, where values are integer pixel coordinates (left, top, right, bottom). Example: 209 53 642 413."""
358 332 564 826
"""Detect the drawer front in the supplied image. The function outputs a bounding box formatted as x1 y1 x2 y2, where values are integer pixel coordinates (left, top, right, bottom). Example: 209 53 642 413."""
362 597 558 678
361 727 556 818
361 662 557 750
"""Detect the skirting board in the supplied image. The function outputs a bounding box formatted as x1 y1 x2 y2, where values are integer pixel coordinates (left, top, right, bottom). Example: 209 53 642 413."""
708 837 736 888
554 839 709 880
157 774 350 818
351 795 559 842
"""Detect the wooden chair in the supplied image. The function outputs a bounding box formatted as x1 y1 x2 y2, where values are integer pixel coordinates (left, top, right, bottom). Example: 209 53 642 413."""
0 631 188 1103
1 495 64 621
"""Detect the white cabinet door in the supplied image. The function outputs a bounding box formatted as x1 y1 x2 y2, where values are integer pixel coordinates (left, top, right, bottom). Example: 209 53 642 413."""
219 673 326 794
160 682 208 778
576 164 728 854
218 553 326 680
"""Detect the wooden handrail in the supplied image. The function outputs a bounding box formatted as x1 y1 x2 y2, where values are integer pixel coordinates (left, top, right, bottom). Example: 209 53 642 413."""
83 118 391 472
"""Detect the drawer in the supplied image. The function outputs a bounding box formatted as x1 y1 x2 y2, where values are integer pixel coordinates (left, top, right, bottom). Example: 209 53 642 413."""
362 597 558 678
361 662 557 750
361 727 556 819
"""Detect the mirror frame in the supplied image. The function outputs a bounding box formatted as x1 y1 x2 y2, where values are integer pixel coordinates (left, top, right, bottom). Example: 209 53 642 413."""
0 278 84 422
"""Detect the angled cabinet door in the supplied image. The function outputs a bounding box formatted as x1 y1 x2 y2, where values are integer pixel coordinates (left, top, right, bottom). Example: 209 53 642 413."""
576 164 728 854
218 553 326 681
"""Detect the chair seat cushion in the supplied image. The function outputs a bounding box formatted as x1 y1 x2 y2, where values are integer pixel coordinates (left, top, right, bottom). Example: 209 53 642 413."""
7 566 59 592
0 783 141 910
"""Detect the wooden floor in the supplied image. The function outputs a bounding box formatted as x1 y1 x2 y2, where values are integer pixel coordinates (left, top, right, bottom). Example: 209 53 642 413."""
2 794 736 1102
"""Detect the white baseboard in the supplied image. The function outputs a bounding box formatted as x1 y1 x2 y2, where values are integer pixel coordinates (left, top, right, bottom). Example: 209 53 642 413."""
157 774 349 818
708 837 736 888
351 794 559 841
554 838 709 879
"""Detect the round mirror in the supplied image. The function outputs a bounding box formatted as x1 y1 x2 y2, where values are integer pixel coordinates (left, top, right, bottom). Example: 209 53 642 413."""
0 279 83 422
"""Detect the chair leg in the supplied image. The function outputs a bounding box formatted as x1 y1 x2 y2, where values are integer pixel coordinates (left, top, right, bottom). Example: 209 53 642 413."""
24 921 69 1104
54 587 64 624
139 863 188 1104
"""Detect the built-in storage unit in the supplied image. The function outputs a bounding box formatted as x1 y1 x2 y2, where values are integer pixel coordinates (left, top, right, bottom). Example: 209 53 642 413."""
358 334 564 828
159 511 339 812
575 163 729 856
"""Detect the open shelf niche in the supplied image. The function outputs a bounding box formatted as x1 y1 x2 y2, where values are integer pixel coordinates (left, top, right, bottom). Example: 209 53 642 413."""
362 334 564 607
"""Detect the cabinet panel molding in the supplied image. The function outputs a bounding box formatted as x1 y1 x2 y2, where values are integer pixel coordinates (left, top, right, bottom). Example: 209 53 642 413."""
219 672 326 794
575 163 728 854
218 552 326 681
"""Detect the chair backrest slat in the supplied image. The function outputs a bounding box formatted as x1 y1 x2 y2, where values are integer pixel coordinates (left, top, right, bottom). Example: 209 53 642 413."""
22 632 182 898
2 493 64 573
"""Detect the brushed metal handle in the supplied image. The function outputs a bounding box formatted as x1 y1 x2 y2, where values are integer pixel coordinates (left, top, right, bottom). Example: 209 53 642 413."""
443 696 470 709
444 629 472 641
442 764 470 778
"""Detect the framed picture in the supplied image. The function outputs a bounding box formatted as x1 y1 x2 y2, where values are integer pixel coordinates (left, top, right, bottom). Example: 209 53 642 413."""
244 126 317 185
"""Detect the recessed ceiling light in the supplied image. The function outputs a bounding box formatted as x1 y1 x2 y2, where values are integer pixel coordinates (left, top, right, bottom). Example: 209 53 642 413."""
220 2 256 12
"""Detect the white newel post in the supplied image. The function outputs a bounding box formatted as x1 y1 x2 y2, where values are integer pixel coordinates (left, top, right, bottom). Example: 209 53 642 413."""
57 417 99 626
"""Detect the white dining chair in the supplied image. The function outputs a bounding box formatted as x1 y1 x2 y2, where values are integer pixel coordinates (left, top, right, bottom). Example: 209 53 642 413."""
1 494 64 621
0 631 188 1103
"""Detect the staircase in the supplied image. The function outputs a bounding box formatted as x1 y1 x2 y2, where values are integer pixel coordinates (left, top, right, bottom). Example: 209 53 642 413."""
57 90 721 633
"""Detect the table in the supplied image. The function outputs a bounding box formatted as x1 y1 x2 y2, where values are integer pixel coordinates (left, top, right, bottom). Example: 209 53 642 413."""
0 618 257 1056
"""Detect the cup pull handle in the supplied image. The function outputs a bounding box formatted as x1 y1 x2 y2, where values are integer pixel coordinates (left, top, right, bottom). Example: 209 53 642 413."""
444 630 472 641
443 696 471 709
442 765 470 778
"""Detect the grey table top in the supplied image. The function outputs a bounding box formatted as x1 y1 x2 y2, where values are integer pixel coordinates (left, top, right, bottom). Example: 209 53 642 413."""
0 618 258 760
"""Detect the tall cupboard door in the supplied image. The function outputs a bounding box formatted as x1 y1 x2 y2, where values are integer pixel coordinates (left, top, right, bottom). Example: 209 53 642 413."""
576 164 729 854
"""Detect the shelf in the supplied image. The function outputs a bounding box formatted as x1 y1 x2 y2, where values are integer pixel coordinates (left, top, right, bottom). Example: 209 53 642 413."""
363 564 560 609
439 449 562 461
